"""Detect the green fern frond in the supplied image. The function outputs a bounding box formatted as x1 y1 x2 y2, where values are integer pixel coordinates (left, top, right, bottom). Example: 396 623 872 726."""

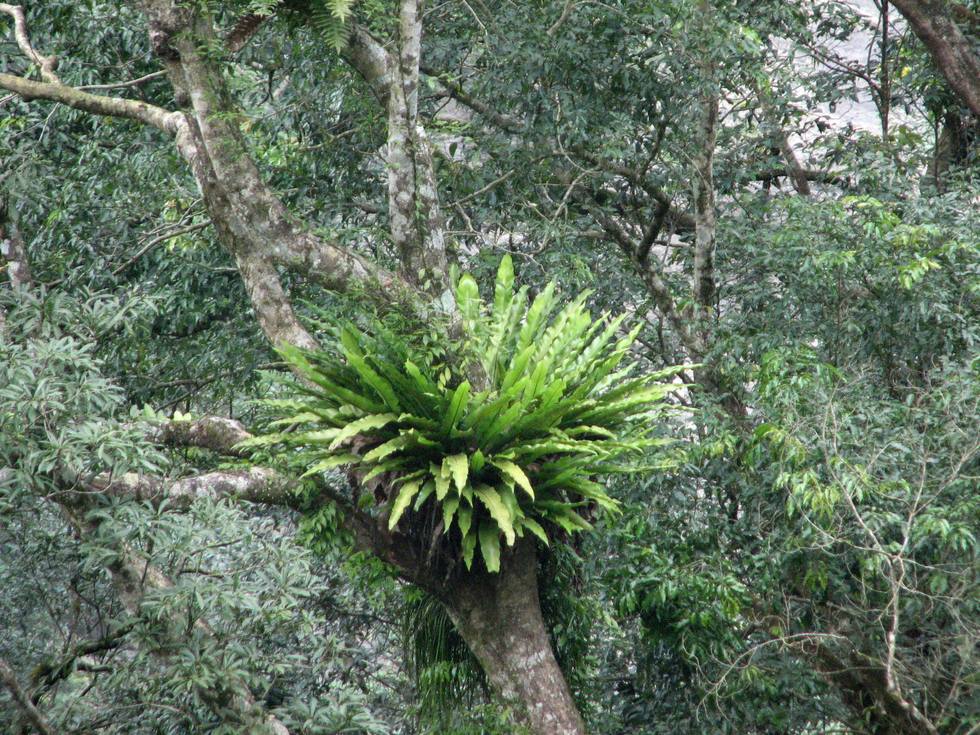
247 256 688 573
309 0 354 51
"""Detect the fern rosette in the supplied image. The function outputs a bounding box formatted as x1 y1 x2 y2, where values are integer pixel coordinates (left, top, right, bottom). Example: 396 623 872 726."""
248 257 684 572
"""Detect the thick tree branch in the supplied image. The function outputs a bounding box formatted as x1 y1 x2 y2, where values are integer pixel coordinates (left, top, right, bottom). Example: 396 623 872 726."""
0 3 59 83
0 72 181 132
0 4 178 129
87 467 300 511
0 658 55 735
344 25 394 105
1 0 411 343
151 415 254 456
889 0 980 115
29 622 136 698
345 5 450 293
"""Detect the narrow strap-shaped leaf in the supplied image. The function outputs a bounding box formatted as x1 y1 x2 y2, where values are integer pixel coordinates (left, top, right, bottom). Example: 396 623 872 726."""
442 496 460 532
362 434 412 462
474 484 515 545
440 381 471 435
340 328 402 411
279 344 383 413
478 522 501 572
516 281 556 353
519 517 550 545
499 344 535 394
404 359 438 395
361 457 411 483
490 459 534 499
456 274 481 329
493 253 515 316
457 504 473 538
300 454 359 477
388 478 423 530
328 413 397 450
413 480 436 511
444 453 469 492
433 463 452 500
461 529 477 570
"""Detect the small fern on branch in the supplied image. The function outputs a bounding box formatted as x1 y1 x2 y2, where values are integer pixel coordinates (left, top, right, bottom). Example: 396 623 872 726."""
309 0 357 50
244 256 686 572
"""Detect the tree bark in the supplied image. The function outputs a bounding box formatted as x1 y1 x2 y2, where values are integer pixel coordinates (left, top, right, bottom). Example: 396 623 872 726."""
445 539 586 735
889 0 980 116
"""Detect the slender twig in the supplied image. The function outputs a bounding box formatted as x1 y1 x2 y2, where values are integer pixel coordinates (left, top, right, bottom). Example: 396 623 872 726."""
77 70 166 91
112 221 210 276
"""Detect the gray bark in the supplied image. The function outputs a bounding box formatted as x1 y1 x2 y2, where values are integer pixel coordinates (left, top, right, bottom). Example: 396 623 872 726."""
889 0 980 116
446 539 587 735
0 658 55 735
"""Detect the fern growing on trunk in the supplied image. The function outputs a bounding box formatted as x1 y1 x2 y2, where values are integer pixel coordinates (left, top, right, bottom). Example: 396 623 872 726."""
245 257 685 572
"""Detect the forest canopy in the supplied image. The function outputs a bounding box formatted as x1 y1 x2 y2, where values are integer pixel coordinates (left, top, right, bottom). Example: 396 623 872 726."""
0 0 977 734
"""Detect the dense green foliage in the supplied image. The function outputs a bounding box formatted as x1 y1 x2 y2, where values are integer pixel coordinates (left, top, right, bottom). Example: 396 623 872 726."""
249 256 682 572
1 0 977 733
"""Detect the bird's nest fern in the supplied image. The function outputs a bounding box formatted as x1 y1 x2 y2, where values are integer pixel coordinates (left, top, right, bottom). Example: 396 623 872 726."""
244 257 685 573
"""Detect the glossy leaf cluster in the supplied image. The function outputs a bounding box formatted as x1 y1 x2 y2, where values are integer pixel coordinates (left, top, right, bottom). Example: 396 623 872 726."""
248 257 684 572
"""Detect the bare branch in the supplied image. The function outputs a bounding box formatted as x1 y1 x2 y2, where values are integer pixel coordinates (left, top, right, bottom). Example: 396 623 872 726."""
749 75 820 195
691 58 718 315
86 467 300 511
583 199 703 356
0 658 55 735
547 0 579 36
151 415 255 456
30 622 136 696
420 64 523 133
0 3 59 83
77 69 167 92
112 221 210 276
0 73 181 133
0 4 178 131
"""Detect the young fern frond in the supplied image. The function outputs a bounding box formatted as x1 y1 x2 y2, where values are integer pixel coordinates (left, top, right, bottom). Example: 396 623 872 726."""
249 256 688 573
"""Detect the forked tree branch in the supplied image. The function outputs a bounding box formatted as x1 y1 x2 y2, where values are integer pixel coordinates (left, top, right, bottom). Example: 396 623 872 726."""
0 658 56 735
0 73 181 132
0 3 59 82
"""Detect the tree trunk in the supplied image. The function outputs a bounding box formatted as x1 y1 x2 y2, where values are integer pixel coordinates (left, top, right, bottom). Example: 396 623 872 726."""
445 539 587 735
889 0 980 116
